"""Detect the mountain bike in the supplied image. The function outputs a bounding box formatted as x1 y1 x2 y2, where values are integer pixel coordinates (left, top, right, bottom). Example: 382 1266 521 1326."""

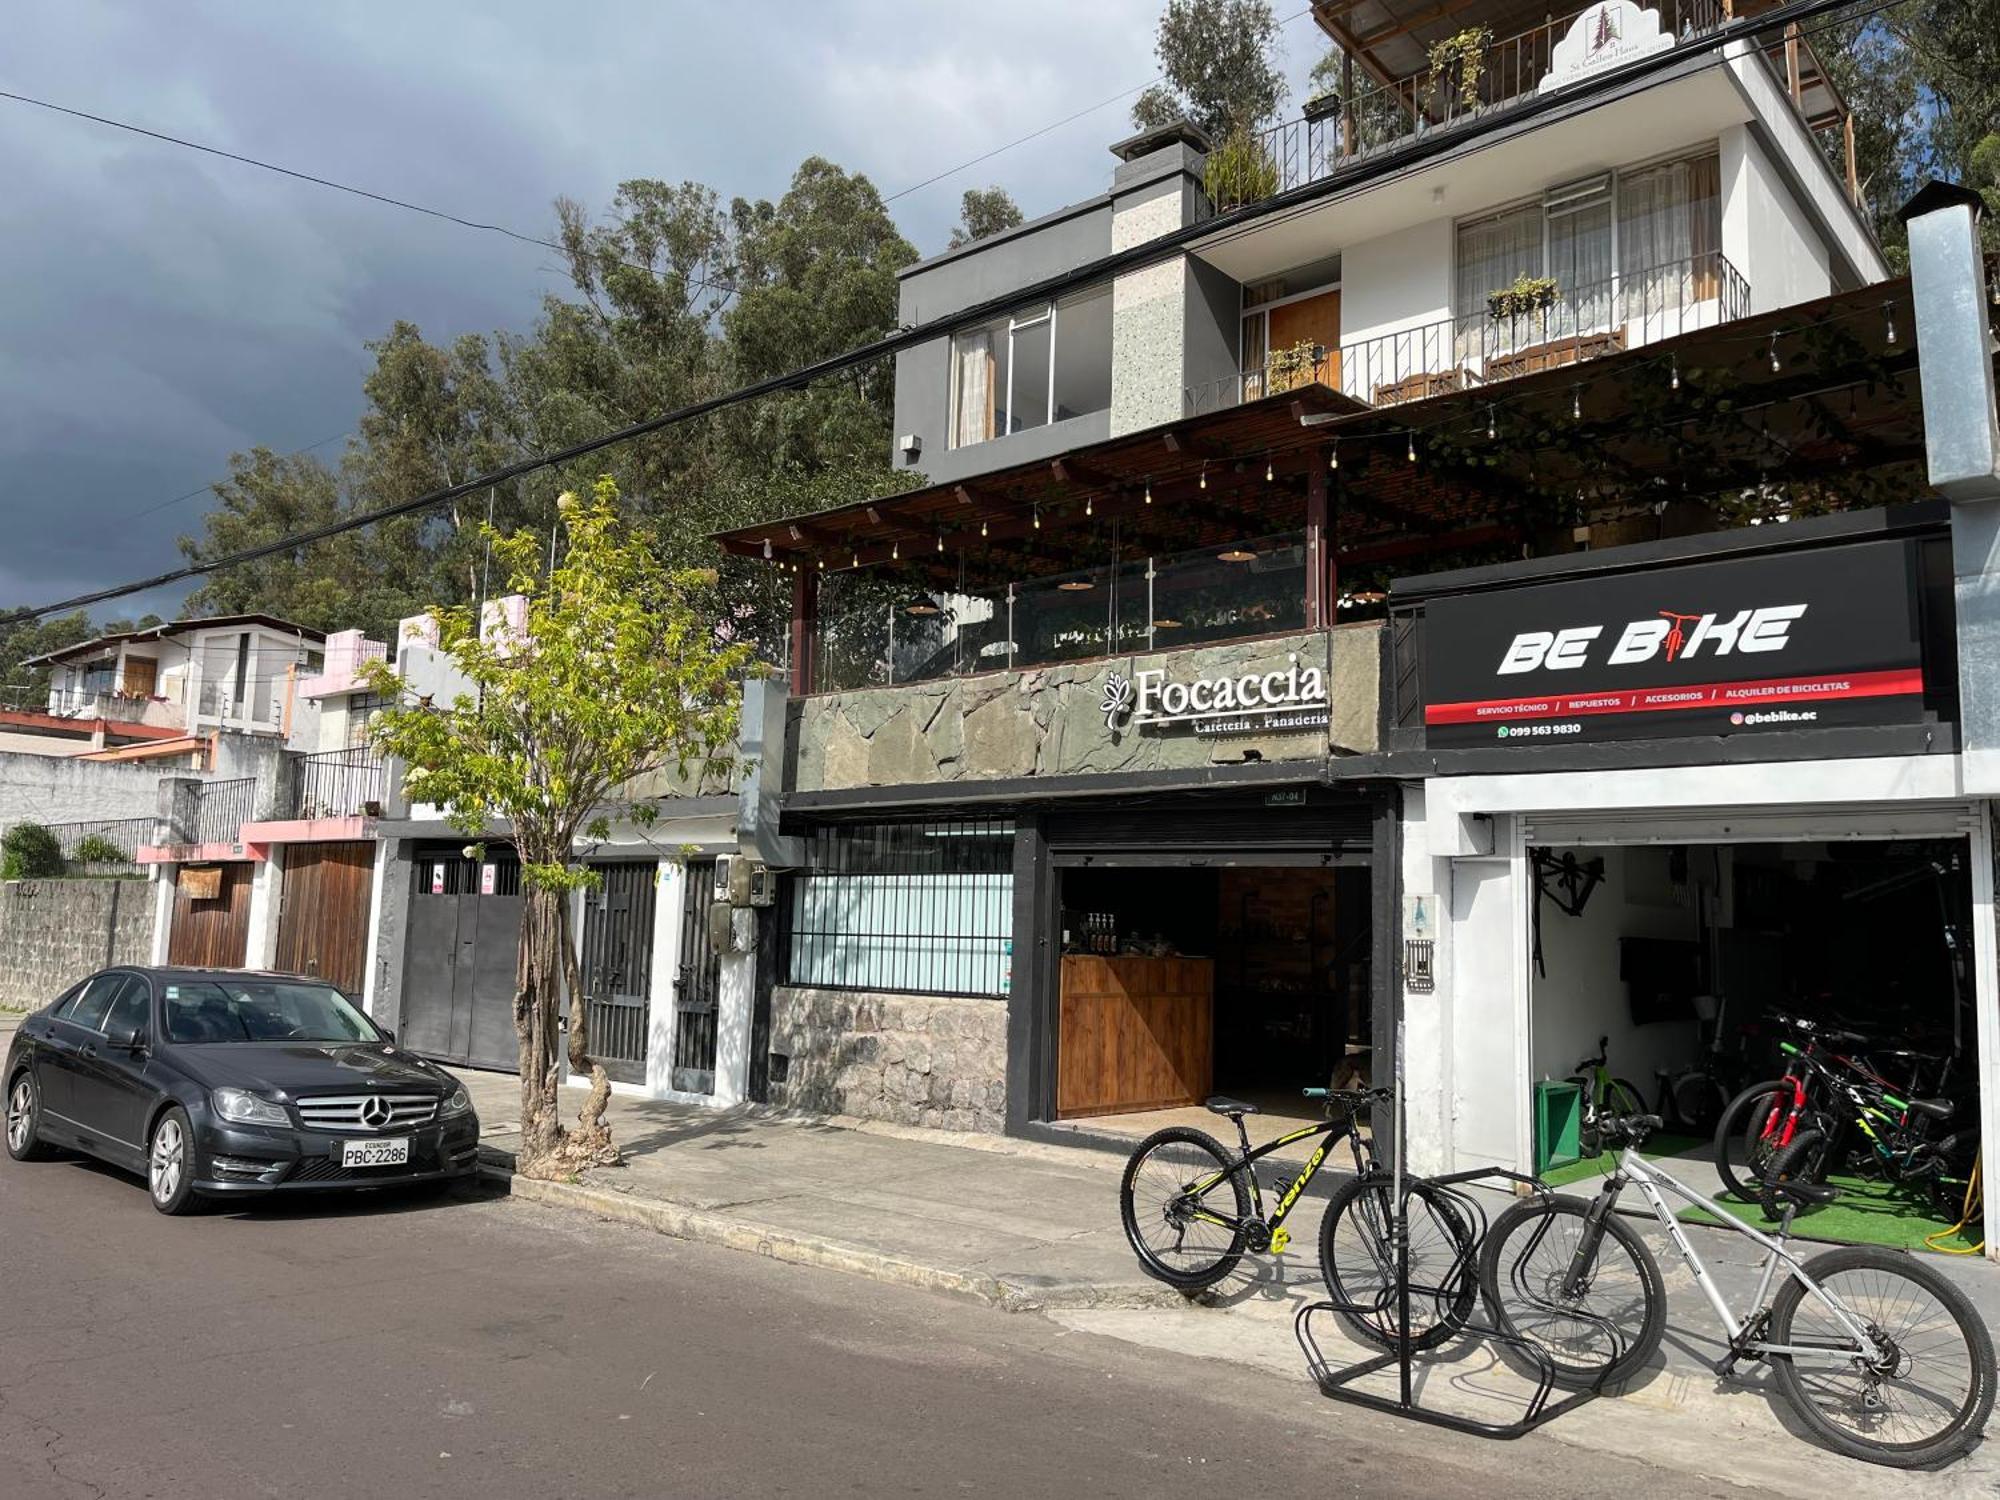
1479 1113 1995 1468
1713 1016 1959 1203
1118 1085 1478 1350
1568 1036 1647 1157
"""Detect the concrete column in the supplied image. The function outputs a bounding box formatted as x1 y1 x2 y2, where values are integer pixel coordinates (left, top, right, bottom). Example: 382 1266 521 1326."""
1106 128 1210 437
244 854 284 970
712 909 757 1108
366 840 415 1031
359 841 390 1016
645 860 685 1095
147 867 174 965
158 779 201 846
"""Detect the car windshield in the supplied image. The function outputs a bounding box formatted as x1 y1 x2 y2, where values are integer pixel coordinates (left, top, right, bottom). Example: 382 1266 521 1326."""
162 980 381 1045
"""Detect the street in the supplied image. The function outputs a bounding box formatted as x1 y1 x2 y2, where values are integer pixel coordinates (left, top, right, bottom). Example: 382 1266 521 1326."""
0 1152 1764 1500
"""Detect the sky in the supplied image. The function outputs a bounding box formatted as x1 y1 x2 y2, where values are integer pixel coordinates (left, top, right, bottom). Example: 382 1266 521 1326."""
0 1 1330 625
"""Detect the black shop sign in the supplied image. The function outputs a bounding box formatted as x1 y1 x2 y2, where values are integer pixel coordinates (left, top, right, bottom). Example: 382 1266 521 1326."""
1422 537 1929 747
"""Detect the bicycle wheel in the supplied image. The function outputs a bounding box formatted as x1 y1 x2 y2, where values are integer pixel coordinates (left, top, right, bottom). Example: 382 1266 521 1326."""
1118 1127 1252 1291
1479 1196 1666 1390
1317 1173 1478 1353
1769 1245 1997 1468
1714 1078 1806 1202
1762 1128 1836 1202
1670 1071 1729 1134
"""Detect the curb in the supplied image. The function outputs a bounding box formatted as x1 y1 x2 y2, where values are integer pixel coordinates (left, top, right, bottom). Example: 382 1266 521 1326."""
476 1154 1183 1315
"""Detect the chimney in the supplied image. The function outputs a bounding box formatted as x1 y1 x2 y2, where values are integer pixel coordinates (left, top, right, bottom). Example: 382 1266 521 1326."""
1901 181 2000 502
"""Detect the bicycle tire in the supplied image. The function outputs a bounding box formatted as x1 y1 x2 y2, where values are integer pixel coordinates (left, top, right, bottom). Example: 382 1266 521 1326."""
1762 1128 1835 1201
1118 1126 1252 1291
1769 1245 1996 1468
1714 1078 1805 1202
1478 1195 1666 1390
1317 1173 1478 1353
1609 1078 1648 1118
1669 1071 1728 1134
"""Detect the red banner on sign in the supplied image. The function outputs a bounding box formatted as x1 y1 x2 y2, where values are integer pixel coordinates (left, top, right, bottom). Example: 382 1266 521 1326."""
1424 667 1925 726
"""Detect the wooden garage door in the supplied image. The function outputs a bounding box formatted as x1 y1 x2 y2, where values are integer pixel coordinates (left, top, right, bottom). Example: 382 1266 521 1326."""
274 842 374 993
168 862 253 969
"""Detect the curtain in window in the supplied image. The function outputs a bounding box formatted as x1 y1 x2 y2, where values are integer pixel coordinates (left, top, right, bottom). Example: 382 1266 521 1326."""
1456 205 1543 361
953 330 994 447
1687 153 1721 300
1619 161 1690 315
1240 311 1269 398
1550 199 1614 338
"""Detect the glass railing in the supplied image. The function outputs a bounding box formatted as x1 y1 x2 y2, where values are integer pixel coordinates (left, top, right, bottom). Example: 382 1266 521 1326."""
811 532 1310 693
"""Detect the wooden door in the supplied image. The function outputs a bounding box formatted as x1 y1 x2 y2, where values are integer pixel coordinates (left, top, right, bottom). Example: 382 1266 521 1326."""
273 842 375 993
1057 955 1214 1118
1267 289 1341 389
168 863 253 969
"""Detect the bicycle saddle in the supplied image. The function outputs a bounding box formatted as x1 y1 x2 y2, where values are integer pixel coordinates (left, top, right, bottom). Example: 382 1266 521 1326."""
1204 1096 1260 1117
1763 1175 1840 1207
1903 1096 1954 1121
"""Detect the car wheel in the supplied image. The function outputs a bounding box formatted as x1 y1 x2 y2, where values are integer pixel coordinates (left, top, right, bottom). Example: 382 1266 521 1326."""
147 1106 202 1215
5 1071 54 1162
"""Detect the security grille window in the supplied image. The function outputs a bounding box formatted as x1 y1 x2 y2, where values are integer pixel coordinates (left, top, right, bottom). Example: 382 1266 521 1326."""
786 818 1015 998
413 847 522 896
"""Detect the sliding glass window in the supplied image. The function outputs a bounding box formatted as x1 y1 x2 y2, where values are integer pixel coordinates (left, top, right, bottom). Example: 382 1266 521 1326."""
949 284 1111 449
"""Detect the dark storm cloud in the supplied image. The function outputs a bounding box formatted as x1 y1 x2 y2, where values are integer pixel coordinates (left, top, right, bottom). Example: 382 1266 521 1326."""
0 0 1319 622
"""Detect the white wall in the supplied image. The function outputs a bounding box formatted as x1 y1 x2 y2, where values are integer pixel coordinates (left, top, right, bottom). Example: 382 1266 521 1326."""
1721 124 1832 315
1339 218 1453 346
1528 845 1700 1103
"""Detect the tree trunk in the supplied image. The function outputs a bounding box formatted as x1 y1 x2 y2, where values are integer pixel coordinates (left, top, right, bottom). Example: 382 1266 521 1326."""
558 894 619 1168
513 883 569 1179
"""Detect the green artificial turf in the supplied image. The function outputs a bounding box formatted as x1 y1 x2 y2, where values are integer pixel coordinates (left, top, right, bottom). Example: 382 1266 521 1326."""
1543 1136 1982 1255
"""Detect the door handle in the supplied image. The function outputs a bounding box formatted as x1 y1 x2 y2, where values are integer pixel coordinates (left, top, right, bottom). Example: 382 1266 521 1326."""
79 1043 97 1059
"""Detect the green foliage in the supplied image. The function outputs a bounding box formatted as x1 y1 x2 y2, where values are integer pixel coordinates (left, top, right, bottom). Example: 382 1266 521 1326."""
1487 274 1560 321
361 476 754 890
1 823 64 880
1427 27 1491 114
1133 0 1287 138
1264 339 1324 392
948 187 1025 249
69 834 126 864
1203 124 1282 210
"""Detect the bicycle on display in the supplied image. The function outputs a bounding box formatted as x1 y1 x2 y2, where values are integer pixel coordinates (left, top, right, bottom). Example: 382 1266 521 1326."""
1119 1085 1479 1351
1569 1035 1648 1157
1713 1016 1964 1207
1480 1113 1996 1469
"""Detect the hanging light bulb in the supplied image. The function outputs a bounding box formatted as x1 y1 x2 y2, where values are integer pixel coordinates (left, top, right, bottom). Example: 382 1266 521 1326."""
891 540 899 560
1407 431 1416 463
1572 387 1581 421
1085 494 1093 516
762 538 773 560
1033 506 1041 530
1144 480 1153 505
980 517 988 538
1486 405 1496 441
1670 355 1680 392
1265 459 1274 482
850 550 859 568
936 532 945 553
1199 466 1208 490
1885 304 1898 345
1769 332 1782 374
817 556 825 571
1329 442 1338 471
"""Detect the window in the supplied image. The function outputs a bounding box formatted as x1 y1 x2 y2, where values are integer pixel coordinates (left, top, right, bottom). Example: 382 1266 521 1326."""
346 693 391 749
62 974 126 1031
163 980 380 1044
100 977 151 1038
949 285 1111 448
785 819 1015 997
1240 254 1342 396
1619 154 1722 307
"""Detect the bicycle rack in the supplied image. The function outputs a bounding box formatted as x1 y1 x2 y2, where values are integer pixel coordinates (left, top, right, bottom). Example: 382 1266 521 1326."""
1295 1167 1625 1440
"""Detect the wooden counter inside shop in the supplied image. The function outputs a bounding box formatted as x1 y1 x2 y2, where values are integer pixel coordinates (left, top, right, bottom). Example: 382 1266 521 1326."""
1057 954 1214 1118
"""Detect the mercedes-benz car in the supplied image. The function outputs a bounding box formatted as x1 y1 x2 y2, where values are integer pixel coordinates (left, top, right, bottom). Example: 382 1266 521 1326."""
4 966 479 1214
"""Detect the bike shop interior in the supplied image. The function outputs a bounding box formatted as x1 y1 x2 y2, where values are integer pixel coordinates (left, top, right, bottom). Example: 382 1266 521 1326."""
1525 835 1983 1250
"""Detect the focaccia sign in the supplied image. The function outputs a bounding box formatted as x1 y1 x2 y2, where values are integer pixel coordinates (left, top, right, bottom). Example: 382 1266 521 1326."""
1421 537 1932 747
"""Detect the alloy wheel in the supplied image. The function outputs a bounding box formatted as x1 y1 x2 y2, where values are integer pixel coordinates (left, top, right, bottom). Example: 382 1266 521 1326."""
5 1079 31 1153
150 1117 184 1204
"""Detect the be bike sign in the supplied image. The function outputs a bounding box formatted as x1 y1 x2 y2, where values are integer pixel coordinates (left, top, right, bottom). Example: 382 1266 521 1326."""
1421 537 1934 747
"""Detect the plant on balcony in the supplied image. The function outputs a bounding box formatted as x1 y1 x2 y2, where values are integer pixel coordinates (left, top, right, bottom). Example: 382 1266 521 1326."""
1203 123 1281 209
1302 90 1340 122
1266 339 1325 393
1487 274 1560 322
1 822 63 880
70 834 125 865
1427 26 1492 114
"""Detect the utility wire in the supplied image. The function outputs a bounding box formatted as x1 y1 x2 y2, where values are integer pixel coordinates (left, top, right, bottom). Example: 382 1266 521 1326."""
125 430 353 520
0 0 1872 630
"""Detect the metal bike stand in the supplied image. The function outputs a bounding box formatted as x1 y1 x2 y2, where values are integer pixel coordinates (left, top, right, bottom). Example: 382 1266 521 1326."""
1293 1024 1622 1439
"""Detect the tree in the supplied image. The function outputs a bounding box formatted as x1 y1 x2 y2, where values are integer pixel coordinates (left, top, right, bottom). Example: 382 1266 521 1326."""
177 446 365 634
949 187 1024 249
362 477 753 1177
1132 0 1287 139
0 610 96 708
1 823 64 880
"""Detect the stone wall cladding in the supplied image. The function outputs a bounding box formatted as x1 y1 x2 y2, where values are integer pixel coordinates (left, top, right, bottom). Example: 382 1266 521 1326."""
795 624 1381 792
0 878 152 1010
768 986 1007 1133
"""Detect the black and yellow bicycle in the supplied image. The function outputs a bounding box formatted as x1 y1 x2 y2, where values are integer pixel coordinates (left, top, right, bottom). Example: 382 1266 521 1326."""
1118 1085 1478 1351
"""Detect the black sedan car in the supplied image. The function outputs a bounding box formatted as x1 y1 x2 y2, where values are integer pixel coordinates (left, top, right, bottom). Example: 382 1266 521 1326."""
4 966 479 1213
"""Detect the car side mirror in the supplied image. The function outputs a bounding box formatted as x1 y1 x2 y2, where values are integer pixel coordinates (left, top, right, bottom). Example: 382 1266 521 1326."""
104 1022 145 1053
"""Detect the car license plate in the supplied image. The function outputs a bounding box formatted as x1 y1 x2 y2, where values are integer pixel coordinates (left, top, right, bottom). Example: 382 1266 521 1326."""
341 1137 410 1169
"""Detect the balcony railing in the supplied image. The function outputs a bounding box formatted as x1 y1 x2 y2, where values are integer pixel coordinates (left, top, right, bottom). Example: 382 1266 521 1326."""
44 817 155 863
290 748 387 820
1188 251 1749 415
191 777 256 846
1203 0 1863 215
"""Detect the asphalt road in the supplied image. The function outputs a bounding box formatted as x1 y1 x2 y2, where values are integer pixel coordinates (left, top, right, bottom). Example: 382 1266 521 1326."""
0 1152 1765 1500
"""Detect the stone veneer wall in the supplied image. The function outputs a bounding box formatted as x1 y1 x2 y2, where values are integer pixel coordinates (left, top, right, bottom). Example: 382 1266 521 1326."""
0 878 152 1011
767 986 1008 1133
795 624 1380 792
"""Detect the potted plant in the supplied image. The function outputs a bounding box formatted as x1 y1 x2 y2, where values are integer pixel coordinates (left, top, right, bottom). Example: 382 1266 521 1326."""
1303 90 1340 123
1427 26 1492 114
1487 274 1560 322
1265 339 1325 394
1203 124 1281 210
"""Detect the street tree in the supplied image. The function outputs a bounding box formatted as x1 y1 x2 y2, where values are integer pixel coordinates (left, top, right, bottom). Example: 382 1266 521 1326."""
1132 0 1287 138
362 477 753 1177
949 187 1024 248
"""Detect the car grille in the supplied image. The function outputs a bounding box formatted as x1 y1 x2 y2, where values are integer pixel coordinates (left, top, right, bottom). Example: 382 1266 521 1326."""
293 1094 439 1132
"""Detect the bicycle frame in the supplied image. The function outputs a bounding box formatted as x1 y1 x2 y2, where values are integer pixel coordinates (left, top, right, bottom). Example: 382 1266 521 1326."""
1587 1147 1889 1368
1189 1115 1370 1251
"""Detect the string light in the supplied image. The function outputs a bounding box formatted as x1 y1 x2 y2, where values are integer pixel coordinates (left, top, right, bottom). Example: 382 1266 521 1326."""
1571 386 1581 421
936 532 944 553
817 557 825 571
1329 442 1338 471
1033 506 1041 529
1670 355 1680 392
1406 431 1416 462
1199 465 1207 490
1768 332 1782 374
1885 304 1897 345
1085 494 1093 516
850 550 858 568
1144 479 1152 504
891 540 899 560
1486 405 1496 441
761 538 772 560
980 517 988 538
1265 459 1274 481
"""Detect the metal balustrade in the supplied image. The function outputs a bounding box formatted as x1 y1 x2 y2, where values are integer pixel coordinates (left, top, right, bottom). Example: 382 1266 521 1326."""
290 748 388 820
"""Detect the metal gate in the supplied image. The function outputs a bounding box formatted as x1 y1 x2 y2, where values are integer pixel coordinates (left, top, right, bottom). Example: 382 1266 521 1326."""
400 846 523 1073
168 862 253 969
580 862 657 1086
671 859 721 1094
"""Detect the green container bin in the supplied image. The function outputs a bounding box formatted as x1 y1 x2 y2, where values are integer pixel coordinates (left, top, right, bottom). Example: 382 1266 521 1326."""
1534 1080 1583 1175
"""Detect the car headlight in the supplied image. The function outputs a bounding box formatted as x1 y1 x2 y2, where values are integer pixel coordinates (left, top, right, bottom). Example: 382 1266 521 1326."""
212 1087 290 1126
439 1085 472 1119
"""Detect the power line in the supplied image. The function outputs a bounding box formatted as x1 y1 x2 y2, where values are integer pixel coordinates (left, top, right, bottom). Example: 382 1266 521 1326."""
0 0 1868 630
0 87 734 299
126 430 353 520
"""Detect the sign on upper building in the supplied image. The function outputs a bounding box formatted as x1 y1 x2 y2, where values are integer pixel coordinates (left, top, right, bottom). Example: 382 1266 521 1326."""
1539 0 1674 95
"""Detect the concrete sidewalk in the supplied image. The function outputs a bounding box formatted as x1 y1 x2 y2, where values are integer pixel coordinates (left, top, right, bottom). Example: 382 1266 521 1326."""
465 1071 2000 1496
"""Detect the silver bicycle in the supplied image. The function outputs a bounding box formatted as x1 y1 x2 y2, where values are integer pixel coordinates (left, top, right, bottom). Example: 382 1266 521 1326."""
1478 1114 1995 1469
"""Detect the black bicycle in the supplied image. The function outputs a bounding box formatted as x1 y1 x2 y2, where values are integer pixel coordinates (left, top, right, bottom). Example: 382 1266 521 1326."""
1118 1085 1478 1351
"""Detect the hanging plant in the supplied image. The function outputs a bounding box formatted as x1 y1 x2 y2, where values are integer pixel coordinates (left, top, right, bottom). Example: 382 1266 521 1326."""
1202 124 1281 210
1265 339 1324 393
1427 26 1492 114
1487 274 1560 322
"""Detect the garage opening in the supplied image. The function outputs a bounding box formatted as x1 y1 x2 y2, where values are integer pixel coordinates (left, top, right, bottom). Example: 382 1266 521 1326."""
1053 863 1371 1148
1527 837 1981 1252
